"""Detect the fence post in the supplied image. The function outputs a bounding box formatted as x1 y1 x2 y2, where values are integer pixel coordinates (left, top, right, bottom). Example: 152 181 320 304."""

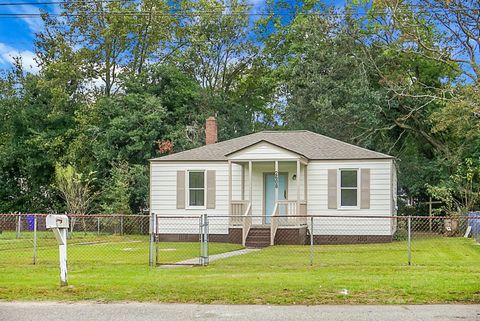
155 230 159 266
149 213 155 267
33 215 37 265
120 216 124 235
199 214 209 266
310 216 314 266
407 216 411 266
16 213 21 239
199 216 202 265
97 217 100 235
204 214 209 266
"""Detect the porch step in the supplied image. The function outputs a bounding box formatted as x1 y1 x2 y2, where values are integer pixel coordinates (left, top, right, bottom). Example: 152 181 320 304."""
245 228 270 248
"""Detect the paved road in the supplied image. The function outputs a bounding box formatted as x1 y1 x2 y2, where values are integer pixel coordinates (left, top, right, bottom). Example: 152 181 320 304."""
0 302 479 321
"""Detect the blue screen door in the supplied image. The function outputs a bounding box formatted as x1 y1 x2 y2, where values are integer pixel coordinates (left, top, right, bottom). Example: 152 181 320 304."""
265 173 287 224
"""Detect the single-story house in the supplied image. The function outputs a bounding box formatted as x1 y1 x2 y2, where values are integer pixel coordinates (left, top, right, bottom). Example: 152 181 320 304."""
150 117 397 246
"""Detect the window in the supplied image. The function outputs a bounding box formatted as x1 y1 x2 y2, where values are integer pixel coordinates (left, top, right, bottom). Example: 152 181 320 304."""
188 171 205 207
340 170 358 207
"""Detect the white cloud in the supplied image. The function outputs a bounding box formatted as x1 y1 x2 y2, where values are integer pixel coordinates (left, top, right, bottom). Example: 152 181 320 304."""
0 43 40 73
7 4 44 34
247 0 265 5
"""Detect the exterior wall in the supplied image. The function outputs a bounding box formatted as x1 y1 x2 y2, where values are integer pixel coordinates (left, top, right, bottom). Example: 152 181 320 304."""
151 160 305 231
391 161 398 233
150 158 395 237
150 161 240 235
306 159 394 236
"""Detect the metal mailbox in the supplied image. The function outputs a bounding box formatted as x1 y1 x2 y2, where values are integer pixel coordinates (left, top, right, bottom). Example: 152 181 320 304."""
46 214 69 229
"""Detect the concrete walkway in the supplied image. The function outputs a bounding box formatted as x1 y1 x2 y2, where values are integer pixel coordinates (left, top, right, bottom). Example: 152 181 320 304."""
160 248 261 267
0 302 478 321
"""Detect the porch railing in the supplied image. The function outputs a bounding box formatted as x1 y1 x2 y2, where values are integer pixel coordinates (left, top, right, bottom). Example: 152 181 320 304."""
242 203 252 246
271 200 307 245
230 200 249 225
277 200 307 225
270 203 280 245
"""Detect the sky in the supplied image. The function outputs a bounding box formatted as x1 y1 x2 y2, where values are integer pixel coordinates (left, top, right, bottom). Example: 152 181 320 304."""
0 0 345 73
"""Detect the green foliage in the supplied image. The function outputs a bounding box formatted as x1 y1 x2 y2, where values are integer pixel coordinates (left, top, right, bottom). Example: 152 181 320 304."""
53 164 97 214
1 0 480 215
101 162 132 214
427 158 480 216
0 63 80 213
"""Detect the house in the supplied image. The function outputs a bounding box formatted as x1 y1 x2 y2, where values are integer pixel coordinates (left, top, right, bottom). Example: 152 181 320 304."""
150 117 397 247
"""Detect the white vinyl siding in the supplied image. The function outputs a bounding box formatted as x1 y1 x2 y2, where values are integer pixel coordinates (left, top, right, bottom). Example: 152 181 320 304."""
150 158 395 236
307 159 394 236
150 162 236 234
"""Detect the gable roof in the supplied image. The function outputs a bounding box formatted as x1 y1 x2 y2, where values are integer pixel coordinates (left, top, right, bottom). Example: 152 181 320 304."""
225 139 309 159
151 130 393 162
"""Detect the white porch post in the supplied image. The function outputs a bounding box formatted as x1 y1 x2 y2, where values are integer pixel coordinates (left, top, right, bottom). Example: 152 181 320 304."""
249 161 252 205
274 161 279 204
241 163 245 201
296 159 300 215
304 164 308 206
228 160 232 216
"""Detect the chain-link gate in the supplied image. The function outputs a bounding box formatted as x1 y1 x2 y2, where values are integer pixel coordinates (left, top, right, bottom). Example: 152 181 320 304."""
151 214 210 266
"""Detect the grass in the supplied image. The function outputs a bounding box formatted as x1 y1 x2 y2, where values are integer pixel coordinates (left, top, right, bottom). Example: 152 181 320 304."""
0 233 479 304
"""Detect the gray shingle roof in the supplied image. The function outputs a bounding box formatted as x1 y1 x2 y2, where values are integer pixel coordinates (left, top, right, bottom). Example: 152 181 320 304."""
151 130 392 161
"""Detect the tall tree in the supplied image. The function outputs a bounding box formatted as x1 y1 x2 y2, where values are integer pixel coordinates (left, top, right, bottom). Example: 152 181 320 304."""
170 0 271 139
0 60 81 212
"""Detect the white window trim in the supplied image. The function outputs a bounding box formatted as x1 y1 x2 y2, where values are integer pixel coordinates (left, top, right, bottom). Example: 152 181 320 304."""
337 168 360 210
186 170 207 209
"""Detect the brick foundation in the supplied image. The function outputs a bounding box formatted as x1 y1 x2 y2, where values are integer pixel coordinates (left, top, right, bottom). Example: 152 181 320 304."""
157 229 393 245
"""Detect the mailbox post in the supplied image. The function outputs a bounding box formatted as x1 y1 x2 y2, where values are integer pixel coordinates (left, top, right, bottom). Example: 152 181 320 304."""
46 214 69 286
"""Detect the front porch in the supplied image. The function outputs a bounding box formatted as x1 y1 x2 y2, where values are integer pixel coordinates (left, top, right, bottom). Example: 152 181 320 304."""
227 159 308 246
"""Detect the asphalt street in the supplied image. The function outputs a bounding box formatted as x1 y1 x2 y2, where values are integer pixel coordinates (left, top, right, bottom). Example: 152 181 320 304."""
1 302 479 321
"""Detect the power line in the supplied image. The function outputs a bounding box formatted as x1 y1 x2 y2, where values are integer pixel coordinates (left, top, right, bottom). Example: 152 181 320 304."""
0 0 479 14
0 0 136 5
0 2 477 20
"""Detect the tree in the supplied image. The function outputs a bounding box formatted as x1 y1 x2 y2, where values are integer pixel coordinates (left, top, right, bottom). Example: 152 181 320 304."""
53 164 96 214
66 64 205 213
427 158 480 216
37 0 176 96
267 10 386 147
0 59 81 213
366 0 480 84
101 161 132 214
170 0 271 139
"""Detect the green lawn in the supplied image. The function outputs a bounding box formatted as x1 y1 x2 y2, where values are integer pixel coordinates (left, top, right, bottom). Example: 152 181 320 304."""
0 235 479 304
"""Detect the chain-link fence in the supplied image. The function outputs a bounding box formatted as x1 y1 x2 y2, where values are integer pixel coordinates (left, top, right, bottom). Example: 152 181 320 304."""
0 214 150 267
1 213 479 269
153 214 480 267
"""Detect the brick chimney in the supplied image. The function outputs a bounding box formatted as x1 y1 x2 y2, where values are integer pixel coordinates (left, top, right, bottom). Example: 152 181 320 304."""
205 116 218 145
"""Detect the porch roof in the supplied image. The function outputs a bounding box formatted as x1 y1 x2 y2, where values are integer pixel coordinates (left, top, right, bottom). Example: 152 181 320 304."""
150 130 393 162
